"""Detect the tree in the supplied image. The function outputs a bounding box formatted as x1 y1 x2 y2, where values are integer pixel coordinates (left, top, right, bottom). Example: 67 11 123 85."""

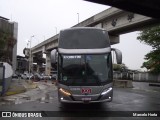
0 31 8 49
113 63 128 71
0 30 16 62
137 25 160 73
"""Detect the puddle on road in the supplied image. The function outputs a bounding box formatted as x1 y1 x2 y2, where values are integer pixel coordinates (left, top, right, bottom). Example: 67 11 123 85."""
37 93 54 103
0 82 57 106
0 98 15 105
0 96 32 105
0 92 54 105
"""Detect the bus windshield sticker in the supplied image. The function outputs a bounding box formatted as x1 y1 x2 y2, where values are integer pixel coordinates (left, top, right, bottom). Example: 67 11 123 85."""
63 55 81 59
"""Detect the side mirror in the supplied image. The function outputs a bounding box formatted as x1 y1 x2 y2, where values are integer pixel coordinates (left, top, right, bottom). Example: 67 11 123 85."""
111 48 122 64
51 49 57 68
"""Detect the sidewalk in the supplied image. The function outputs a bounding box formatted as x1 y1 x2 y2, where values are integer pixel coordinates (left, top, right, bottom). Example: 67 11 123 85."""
5 79 38 96
0 79 57 105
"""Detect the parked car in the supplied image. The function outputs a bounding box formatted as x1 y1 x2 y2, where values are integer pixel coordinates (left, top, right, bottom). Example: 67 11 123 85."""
22 73 33 80
32 73 43 81
51 74 57 80
51 71 57 80
12 73 18 79
21 74 27 79
42 75 51 80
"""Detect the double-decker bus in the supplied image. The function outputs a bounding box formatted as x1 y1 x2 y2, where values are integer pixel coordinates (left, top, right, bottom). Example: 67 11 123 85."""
51 27 122 103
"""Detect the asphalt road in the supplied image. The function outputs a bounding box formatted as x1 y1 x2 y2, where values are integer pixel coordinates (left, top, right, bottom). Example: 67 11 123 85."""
0 82 160 120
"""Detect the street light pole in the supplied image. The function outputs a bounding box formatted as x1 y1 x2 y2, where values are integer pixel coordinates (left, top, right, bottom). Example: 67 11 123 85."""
29 35 34 81
27 42 29 48
55 27 57 35
77 13 79 23
112 51 115 64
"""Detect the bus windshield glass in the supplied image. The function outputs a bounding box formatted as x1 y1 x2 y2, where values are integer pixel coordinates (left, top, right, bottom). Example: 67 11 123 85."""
58 54 112 86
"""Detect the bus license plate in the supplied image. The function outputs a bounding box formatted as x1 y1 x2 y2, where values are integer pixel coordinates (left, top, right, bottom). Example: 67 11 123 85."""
82 98 91 101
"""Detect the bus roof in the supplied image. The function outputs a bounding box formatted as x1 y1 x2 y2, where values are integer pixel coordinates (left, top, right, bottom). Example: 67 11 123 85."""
58 27 111 54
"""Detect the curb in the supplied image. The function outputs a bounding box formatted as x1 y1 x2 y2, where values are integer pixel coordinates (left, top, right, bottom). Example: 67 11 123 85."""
4 81 38 96
149 83 160 87
5 87 27 96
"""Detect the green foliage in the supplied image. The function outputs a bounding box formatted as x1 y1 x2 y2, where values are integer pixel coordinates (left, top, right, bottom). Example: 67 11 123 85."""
0 31 8 49
0 30 16 62
137 25 160 73
113 63 128 71
141 50 160 73
137 25 160 49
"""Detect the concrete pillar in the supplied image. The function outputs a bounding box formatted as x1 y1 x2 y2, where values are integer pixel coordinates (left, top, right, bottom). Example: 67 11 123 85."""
133 73 135 80
94 23 102 28
120 73 122 79
30 55 33 73
146 72 149 81
37 62 42 73
109 35 119 45
138 73 141 81
45 52 51 75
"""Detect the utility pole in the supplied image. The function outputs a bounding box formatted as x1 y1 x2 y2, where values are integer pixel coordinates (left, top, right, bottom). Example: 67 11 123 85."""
55 27 57 35
29 35 34 81
77 13 79 23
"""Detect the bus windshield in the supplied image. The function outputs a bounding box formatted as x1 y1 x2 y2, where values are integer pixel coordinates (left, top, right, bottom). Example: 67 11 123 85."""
58 54 112 86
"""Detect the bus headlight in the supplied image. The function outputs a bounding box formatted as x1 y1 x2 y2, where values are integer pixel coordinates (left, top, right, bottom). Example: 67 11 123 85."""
59 88 71 96
101 87 112 95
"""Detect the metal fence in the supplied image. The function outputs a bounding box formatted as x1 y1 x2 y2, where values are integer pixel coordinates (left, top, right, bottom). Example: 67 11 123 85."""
113 71 160 82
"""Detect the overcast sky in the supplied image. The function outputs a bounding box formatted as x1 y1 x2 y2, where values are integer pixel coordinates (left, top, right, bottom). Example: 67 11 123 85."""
0 0 152 70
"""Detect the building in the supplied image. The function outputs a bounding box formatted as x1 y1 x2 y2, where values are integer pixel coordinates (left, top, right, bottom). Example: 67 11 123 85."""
16 55 28 74
0 16 18 73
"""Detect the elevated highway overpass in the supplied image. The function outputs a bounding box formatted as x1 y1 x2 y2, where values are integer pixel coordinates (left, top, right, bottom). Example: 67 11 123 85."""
29 7 158 75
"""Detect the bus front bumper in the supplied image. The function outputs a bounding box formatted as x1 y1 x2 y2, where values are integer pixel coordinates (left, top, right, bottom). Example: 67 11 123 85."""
59 96 112 103
58 86 113 103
